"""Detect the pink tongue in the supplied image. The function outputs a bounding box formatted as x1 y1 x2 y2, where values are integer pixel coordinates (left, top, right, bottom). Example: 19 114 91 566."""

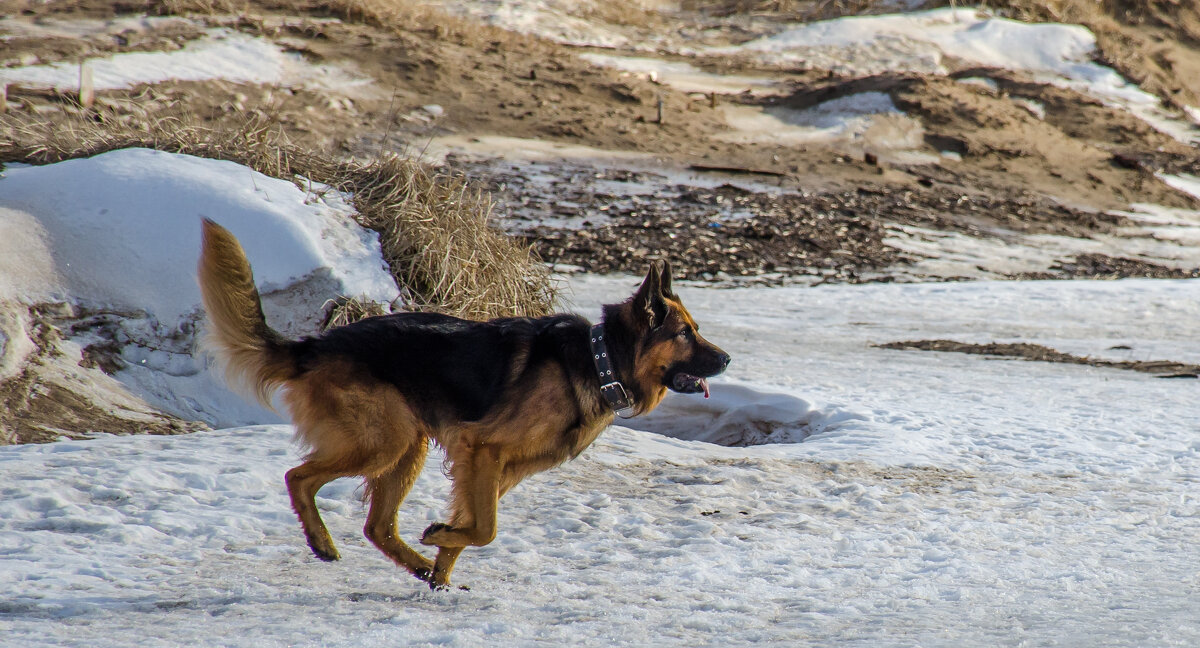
701 378 710 399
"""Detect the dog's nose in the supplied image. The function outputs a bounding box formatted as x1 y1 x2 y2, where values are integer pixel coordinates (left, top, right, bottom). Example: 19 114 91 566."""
719 353 731 371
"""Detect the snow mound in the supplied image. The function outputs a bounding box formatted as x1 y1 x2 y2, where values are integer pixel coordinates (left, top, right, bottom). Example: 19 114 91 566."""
731 8 1094 77
623 383 866 446
0 148 399 427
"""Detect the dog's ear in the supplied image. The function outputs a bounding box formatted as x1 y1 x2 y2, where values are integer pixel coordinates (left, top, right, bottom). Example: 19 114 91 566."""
658 259 674 298
633 262 668 330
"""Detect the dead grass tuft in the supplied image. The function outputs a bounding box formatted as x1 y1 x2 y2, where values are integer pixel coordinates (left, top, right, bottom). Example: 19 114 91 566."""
321 295 389 330
0 110 555 320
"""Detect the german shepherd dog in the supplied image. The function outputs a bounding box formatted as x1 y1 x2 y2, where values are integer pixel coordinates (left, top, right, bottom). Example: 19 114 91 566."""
197 218 729 589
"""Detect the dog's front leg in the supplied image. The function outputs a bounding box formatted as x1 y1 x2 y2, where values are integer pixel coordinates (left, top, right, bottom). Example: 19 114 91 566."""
428 546 466 589
420 445 502 587
421 445 501 547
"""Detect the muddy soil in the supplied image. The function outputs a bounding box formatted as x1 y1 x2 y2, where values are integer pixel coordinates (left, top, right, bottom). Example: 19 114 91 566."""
466 158 1128 281
878 339 1200 378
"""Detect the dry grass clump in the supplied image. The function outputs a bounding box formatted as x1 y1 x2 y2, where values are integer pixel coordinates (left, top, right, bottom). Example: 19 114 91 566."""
349 155 557 320
1 110 555 321
321 295 389 330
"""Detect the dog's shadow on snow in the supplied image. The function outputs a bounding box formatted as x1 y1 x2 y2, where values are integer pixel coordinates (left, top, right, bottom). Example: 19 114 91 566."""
619 383 864 447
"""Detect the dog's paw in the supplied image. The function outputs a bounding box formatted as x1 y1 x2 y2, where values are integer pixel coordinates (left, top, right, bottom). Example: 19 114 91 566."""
427 579 471 592
420 522 452 546
308 542 340 562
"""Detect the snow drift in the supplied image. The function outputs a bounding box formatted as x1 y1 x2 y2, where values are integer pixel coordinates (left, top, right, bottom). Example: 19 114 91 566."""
0 148 398 429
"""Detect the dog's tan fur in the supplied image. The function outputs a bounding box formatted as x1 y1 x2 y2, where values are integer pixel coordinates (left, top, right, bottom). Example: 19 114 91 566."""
197 218 727 588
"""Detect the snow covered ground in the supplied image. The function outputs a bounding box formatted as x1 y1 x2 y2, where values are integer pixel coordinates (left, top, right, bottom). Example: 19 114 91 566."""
2 274 1199 647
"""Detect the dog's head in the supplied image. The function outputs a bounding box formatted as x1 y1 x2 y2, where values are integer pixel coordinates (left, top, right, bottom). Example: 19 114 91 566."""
609 261 730 415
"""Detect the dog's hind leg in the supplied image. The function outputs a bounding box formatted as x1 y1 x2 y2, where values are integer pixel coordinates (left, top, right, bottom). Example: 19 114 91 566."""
285 459 353 561
364 439 434 580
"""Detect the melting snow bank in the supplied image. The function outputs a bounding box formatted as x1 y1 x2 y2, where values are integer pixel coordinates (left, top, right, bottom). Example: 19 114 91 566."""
0 28 377 98
718 7 1200 144
0 149 398 427
1 422 1197 646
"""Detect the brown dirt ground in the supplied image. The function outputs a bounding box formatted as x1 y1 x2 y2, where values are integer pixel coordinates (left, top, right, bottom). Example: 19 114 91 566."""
0 303 206 445
877 339 1200 378
3 0 1195 211
478 162 1131 281
1015 253 1200 280
974 0 1200 112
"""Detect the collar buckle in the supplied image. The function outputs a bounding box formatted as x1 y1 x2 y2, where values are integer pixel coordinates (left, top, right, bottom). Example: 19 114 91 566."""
599 381 636 419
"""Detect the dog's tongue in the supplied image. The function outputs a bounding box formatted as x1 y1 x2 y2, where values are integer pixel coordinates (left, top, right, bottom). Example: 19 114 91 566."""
701 378 710 399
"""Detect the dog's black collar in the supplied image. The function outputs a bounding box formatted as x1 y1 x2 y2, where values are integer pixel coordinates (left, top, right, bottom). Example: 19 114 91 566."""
589 323 636 418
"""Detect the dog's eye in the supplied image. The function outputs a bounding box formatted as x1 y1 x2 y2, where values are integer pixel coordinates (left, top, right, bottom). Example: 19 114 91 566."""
677 329 690 339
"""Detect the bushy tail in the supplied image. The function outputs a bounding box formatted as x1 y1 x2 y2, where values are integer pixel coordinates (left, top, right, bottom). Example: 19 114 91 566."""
197 218 296 409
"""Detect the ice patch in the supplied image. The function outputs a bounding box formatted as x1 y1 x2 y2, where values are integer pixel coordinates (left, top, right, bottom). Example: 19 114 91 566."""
1013 97 1046 120
718 92 927 160
957 76 999 93
1159 174 1200 202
